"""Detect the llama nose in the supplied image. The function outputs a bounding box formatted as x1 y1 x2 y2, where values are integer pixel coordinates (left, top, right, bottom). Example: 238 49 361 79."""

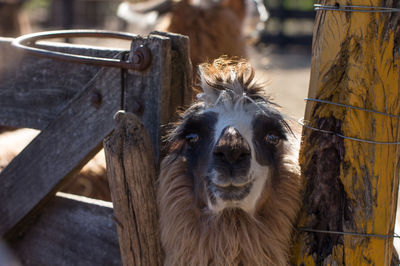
213 126 251 164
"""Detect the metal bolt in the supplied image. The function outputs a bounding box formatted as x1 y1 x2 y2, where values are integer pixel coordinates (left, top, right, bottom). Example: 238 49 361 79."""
130 45 151 71
90 91 102 107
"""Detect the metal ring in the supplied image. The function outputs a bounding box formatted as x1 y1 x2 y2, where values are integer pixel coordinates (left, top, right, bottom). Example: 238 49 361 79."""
12 30 151 70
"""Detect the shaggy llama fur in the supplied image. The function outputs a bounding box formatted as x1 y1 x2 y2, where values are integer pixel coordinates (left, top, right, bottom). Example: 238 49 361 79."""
158 58 301 265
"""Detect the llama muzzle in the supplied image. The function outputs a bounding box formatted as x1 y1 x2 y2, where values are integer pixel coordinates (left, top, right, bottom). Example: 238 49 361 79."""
211 126 251 187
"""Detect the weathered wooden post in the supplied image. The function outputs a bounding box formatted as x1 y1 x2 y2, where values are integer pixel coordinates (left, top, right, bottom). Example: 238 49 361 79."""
292 1 400 265
103 32 191 266
104 111 163 266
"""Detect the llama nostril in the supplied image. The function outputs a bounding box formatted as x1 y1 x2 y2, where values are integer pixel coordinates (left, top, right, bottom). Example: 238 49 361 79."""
213 148 250 164
213 150 231 163
230 149 251 163
213 151 225 159
238 152 251 161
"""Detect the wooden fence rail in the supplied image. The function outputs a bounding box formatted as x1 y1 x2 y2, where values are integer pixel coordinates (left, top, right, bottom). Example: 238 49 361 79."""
0 31 191 265
10 193 121 266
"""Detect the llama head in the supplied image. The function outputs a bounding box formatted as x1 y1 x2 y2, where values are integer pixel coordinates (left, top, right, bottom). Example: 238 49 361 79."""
166 58 292 215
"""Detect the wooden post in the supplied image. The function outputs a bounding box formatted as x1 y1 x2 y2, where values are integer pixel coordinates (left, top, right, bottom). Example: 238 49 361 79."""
292 0 400 265
104 111 162 266
123 32 192 160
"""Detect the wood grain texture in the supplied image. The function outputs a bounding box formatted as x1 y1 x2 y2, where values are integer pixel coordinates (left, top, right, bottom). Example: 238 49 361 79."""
123 32 192 160
104 111 162 266
292 0 400 265
9 193 121 266
123 33 171 160
151 31 193 110
0 38 125 129
0 66 121 237
148 31 193 158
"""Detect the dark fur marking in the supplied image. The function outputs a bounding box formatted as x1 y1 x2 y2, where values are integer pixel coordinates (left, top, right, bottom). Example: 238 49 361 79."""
251 113 288 167
173 111 218 207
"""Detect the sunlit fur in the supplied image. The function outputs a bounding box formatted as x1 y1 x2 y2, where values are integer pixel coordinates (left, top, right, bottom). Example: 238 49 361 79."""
158 58 301 265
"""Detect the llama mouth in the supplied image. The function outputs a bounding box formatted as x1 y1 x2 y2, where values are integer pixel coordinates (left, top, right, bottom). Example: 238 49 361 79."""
211 181 253 201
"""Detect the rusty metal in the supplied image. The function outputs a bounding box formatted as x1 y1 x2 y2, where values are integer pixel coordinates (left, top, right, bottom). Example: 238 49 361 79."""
12 30 152 70
130 46 152 70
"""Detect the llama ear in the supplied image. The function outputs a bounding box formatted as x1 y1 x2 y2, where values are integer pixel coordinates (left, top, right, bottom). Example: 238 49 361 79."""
197 74 220 106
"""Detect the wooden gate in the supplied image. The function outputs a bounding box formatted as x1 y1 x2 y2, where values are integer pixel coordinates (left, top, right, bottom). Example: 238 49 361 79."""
0 30 191 265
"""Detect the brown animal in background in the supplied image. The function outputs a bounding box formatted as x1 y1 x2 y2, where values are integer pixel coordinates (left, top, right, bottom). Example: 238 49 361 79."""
158 58 301 265
122 0 248 75
0 0 30 37
163 0 247 71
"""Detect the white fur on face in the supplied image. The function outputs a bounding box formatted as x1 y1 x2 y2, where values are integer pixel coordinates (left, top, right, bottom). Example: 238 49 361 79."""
206 104 271 215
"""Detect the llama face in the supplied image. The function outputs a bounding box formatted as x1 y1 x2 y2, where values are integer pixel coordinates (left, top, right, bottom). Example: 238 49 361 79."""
171 96 289 214
166 58 290 215
160 59 301 265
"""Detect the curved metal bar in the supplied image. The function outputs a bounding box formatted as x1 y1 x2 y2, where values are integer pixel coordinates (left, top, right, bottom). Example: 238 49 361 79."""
11 30 151 70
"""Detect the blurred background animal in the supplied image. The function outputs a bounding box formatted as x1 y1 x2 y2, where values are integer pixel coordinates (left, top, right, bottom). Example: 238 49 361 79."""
161 0 247 71
0 0 30 37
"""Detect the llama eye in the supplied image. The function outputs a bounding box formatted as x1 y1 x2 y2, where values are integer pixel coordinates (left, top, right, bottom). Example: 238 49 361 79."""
185 133 199 144
265 134 280 145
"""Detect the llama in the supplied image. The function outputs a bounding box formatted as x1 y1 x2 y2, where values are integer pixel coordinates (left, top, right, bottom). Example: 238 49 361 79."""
158 58 302 265
0 0 30 37
163 0 247 69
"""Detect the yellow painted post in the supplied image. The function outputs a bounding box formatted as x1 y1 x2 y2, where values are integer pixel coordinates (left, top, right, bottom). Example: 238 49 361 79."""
292 0 400 265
